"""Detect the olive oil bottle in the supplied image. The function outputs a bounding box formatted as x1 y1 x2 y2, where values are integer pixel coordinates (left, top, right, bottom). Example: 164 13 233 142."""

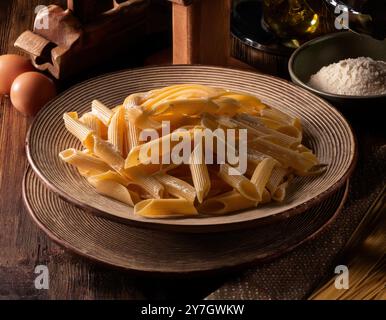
263 0 320 47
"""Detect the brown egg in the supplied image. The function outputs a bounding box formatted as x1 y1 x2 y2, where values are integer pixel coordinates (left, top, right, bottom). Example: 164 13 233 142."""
0 54 34 95
10 72 56 116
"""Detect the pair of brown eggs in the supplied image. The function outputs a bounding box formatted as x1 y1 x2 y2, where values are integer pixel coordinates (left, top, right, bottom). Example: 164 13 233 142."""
0 54 56 116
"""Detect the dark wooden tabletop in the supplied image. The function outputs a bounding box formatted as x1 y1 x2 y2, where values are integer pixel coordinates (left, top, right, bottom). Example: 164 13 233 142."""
1 0 385 300
0 0 226 299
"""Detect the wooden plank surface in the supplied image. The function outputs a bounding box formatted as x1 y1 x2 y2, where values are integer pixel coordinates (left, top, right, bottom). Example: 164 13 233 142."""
1 0 384 300
0 0 221 299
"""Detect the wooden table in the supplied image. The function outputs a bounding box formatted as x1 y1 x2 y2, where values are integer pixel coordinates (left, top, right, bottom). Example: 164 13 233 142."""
1 0 384 300
0 0 226 299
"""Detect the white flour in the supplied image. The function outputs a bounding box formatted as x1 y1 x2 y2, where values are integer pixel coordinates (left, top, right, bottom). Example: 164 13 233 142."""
308 57 386 96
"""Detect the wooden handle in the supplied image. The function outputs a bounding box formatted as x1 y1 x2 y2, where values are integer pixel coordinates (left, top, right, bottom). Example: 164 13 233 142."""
67 0 114 22
172 0 231 66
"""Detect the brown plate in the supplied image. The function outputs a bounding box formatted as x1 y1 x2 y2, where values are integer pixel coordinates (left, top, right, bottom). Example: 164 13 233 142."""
26 65 356 232
23 167 349 274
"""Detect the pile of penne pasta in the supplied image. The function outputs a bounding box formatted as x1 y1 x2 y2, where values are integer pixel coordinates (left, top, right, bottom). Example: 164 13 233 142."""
59 84 325 218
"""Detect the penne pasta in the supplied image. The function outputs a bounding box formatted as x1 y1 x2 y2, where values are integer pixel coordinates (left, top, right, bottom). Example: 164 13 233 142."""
63 112 94 149
86 170 129 186
123 93 145 109
250 137 318 173
260 108 297 125
59 84 325 219
130 174 165 199
222 92 266 113
126 120 140 152
155 174 196 203
79 112 107 139
107 106 126 157
189 144 211 203
266 166 288 194
218 163 261 202
91 99 114 126
59 148 111 176
92 135 127 177
124 130 192 169
134 198 198 218
234 114 301 147
250 157 278 199
272 181 289 202
88 179 140 206
199 191 256 215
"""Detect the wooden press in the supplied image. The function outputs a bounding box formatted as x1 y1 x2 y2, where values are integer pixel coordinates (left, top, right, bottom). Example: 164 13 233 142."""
15 0 150 79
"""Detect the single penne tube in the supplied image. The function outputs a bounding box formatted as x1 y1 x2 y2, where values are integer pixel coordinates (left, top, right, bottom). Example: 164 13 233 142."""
250 157 278 198
198 191 256 215
126 120 140 152
59 148 111 175
123 93 145 109
221 92 266 112
130 174 164 199
256 116 283 130
212 96 240 117
266 166 288 194
63 112 94 149
91 100 114 126
250 137 317 172
79 112 107 139
233 115 301 147
88 179 140 206
92 135 126 175
260 108 296 125
189 144 211 203
218 163 261 202
276 125 302 140
108 106 126 157
155 174 196 203
134 198 198 218
272 181 289 202
150 98 219 117
86 170 129 186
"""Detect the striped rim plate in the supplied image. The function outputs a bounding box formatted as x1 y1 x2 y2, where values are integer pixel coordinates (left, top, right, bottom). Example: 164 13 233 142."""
26 65 357 232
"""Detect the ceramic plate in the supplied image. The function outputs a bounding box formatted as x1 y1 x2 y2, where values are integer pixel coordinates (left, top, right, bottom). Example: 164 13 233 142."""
26 65 356 232
23 167 348 274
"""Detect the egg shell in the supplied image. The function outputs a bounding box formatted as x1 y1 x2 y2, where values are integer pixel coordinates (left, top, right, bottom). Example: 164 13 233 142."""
10 72 56 116
0 54 34 95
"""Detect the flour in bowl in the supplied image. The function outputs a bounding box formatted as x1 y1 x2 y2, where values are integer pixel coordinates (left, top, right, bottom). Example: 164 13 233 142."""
308 57 386 96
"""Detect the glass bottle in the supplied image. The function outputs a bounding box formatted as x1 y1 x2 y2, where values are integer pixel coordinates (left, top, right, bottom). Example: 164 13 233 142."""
263 0 320 47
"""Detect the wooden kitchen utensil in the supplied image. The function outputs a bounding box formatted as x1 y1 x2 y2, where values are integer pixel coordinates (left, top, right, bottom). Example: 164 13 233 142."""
14 0 149 79
170 0 232 66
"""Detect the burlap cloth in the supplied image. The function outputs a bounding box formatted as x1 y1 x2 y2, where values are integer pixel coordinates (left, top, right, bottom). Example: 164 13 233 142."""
206 144 386 300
